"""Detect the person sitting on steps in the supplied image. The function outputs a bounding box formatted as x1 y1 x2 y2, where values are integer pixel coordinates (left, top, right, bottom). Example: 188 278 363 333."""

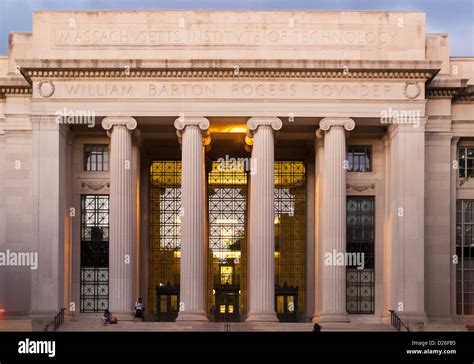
102 309 118 325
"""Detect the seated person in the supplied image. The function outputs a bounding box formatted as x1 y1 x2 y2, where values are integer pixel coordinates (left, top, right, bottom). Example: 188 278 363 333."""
102 309 118 325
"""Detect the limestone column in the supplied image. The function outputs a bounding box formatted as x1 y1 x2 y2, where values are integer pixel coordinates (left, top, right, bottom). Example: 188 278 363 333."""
102 117 137 317
319 117 355 323
246 117 282 322
174 117 210 322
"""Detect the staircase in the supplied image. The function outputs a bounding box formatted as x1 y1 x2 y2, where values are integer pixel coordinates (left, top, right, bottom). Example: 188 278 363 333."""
58 315 395 332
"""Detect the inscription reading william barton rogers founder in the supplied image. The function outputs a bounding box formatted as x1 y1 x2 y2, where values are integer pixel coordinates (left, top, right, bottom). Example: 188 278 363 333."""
55 27 401 47
59 82 398 99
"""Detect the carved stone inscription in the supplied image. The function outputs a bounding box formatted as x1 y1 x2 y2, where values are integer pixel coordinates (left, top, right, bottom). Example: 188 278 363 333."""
41 81 420 100
55 27 401 48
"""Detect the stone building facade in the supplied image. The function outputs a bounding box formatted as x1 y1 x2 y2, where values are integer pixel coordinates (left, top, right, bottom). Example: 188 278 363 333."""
0 10 473 330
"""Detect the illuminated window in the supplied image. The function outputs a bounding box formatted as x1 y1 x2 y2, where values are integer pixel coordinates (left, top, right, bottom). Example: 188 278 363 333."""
274 161 306 320
219 305 226 313
276 296 284 313
170 295 178 312
220 266 233 285
287 296 295 312
160 296 167 313
149 161 182 318
208 161 247 318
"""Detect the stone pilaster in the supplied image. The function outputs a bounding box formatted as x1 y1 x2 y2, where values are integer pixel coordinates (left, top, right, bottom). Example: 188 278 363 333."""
318 117 355 323
387 122 427 329
174 117 210 322
246 117 282 322
102 116 137 317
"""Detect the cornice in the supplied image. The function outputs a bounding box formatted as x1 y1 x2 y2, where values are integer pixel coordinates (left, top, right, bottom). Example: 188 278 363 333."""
426 88 459 99
0 85 32 98
23 68 434 81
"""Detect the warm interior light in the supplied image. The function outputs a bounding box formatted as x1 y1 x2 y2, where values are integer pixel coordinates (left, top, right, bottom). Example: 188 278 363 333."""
212 251 241 260
227 127 247 133
174 251 181 258
209 124 247 133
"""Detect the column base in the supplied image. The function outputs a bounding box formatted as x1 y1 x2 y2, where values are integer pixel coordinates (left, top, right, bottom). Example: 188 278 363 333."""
318 312 350 323
176 310 209 322
246 311 278 322
311 313 321 323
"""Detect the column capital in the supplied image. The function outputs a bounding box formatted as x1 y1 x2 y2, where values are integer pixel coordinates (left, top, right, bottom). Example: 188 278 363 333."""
174 116 209 132
102 116 137 131
247 117 282 136
174 116 210 145
319 117 355 132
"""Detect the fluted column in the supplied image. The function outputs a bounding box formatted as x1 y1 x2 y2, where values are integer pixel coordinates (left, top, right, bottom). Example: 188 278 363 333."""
319 117 355 323
246 117 282 322
174 117 210 322
102 116 137 317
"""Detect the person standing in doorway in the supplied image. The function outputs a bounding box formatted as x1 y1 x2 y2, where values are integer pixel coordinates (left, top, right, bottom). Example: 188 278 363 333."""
134 298 144 322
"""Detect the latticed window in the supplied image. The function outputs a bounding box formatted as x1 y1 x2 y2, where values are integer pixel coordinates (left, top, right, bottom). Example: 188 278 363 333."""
458 147 474 178
149 161 182 319
346 196 375 314
347 145 371 172
84 144 109 171
80 195 109 312
274 161 306 321
456 200 474 315
208 161 247 321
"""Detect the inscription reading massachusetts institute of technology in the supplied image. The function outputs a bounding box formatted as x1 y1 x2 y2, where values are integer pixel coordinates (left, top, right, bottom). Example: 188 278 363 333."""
55 27 402 48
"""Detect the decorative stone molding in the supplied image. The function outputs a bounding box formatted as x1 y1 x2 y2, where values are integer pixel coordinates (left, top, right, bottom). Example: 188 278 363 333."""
426 88 458 99
0 86 32 97
403 81 421 99
347 182 376 193
25 69 434 81
319 117 355 132
454 94 474 102
102 116 137 131
37 80 55 98
80 181 110 192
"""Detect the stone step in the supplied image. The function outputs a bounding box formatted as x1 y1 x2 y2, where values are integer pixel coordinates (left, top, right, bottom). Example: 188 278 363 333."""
0 320 33 332
423 323 468 332
58 321 396 332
